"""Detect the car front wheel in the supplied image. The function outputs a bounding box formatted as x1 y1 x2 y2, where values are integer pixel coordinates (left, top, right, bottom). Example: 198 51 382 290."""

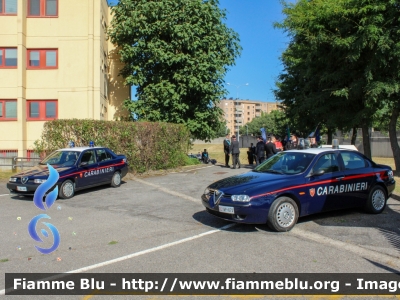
365 185 387 214
267 197 299 232
59 180 75 199
111 171 121 187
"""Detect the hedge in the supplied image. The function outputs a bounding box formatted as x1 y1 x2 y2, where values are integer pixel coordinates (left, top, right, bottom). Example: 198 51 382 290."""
33 119 191 173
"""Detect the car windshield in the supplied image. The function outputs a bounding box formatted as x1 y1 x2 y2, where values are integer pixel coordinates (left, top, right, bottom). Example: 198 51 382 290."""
253 152 316 175
40 151 81 166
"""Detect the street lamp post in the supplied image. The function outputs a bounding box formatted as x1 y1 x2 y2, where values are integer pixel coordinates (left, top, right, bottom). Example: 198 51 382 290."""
227 83 249 145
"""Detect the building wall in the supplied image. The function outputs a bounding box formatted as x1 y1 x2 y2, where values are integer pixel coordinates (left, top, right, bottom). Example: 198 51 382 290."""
0 0 129 157
219 99 279 136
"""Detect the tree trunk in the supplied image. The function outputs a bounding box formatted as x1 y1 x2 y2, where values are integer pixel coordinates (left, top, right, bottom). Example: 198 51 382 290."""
327 128 333 145
361 123 372 159
389 106 400 172
351 126 357 145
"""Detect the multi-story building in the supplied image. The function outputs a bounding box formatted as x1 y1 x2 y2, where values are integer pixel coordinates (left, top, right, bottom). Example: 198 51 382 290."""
0 0 129 159
219 98 279 135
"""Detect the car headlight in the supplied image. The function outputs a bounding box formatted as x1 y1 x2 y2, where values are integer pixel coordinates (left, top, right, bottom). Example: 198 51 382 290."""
231 195 251 202
204 187 211 195
9 178 17 182
34 179 47 184
388 170 394 180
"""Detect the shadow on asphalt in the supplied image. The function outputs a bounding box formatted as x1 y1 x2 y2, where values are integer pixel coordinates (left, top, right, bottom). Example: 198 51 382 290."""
194 200 400 261
364 259 400 273
9 181 127 202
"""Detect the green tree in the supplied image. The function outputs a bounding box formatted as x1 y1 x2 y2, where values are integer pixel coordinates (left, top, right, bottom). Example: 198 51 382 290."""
240 110 289 138
108 0 241 141
275 0 400 163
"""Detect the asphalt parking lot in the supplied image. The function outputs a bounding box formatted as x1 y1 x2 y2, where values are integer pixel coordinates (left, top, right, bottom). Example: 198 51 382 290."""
1 163 400 299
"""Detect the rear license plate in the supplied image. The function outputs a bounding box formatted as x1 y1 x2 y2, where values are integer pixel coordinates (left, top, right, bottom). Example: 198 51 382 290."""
219 205 234 214
17 186 27 192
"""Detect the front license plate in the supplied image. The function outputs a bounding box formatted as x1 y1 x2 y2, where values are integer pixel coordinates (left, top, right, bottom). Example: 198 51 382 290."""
17 186 27 192
219 205 234 214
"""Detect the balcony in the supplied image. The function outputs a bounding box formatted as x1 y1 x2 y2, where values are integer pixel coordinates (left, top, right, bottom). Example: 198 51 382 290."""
235 109 243 112
255 113 261 117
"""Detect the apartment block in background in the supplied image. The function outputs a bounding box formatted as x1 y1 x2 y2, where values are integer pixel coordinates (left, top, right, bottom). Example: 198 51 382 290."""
0 0 129 158
219 98 280 136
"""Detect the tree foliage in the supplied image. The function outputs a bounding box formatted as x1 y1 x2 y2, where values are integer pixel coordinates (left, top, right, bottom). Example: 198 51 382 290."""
275 0 400 163
240 110 289 138
108 0 241 141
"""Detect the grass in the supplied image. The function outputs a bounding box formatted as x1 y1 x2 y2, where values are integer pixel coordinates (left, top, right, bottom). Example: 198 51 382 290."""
108 241 118 245
0 170 14 181
0 258 9 263
189 144 253 166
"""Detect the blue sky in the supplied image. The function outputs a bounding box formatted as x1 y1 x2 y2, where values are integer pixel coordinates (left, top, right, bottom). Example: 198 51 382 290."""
108 0 290 103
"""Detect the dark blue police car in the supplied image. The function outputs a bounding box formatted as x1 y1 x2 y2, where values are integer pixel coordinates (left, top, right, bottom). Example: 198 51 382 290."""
202 147 395 232
7 146 128 199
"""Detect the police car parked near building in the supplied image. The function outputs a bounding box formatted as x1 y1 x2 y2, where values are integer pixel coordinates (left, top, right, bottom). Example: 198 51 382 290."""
7 145 128 199
202 143 395 232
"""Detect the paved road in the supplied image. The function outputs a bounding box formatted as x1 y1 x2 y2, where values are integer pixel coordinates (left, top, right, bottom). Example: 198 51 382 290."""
1 164 399 300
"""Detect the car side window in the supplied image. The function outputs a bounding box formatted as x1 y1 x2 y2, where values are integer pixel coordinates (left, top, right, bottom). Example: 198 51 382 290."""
313 153 340 174
96 149 112 162
80 150 96 165
341 152 367 170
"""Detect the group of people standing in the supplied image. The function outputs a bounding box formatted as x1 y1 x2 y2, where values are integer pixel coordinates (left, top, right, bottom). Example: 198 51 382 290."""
223 133 319 168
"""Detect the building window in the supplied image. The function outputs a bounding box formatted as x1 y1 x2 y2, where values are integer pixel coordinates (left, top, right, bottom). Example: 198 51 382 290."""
0 48 17 68
0 100 17 120
27 49 58 69
28 0 57 17
27 100 57 121
0 0 17 15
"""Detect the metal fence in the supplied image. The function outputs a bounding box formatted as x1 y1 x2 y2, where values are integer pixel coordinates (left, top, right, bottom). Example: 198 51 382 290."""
193 130 399 158
0 157 41 171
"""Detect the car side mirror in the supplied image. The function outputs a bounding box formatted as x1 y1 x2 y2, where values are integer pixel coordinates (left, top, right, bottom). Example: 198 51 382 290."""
79 161 88 167
312 169 325 176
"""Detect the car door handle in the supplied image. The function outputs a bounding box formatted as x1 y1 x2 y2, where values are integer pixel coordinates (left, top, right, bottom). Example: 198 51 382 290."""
336 176 345 181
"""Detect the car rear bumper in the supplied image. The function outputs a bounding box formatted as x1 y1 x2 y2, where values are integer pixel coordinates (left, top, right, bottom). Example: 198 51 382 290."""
120 165 128 178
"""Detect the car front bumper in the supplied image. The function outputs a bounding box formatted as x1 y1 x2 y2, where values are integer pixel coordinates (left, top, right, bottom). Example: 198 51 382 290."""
7 182 38 196
201 194 269 224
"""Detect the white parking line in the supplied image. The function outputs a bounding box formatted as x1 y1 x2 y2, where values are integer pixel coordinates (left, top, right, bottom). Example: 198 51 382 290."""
0 223 235 295
291 227 400 269
0 194 9 197
134 178 200 203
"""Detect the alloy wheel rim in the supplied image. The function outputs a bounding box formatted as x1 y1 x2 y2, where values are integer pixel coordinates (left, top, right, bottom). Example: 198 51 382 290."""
372 189 385 210
113 173 121 185
63 182 74 197
276 203 295 227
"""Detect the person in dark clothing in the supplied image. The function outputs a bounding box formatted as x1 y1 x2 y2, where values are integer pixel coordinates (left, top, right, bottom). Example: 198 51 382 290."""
286 134 299 150
265 135 280 158
247 147 254 165
309 137 318 148
250 143 256 165
229 135 241 169
201 149 210 164
255 136 266 165
223 134 231 167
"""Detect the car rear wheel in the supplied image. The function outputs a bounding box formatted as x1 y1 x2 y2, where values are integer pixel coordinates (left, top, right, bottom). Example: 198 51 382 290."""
59 180 75 199
365 185 387 214
267 197 299 232
111 171 121 187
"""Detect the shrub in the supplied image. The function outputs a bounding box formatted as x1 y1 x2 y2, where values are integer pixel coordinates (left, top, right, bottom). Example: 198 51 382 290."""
34 119 191 173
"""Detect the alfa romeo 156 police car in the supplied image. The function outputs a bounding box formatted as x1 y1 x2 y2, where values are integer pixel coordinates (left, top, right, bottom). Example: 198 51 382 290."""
7 146 128 199
202 144 395 232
